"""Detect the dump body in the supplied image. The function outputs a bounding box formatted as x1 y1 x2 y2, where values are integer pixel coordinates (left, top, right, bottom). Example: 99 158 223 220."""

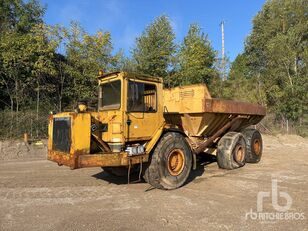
163 85 266 137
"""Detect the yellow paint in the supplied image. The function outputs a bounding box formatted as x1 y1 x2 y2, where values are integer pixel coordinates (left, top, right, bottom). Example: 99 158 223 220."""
144 122 165 154
163 84 211 113
98 69 104 77
48 71 264 169
71 113 91 154
48 113 91 153
112 122 121 134
48 72 165 168
125 78 164 141
78 104 87 112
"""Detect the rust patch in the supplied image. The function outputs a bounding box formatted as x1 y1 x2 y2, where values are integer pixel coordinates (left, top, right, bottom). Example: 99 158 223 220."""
204 99 266 116
78 153 149 168
48 150 74 168
48 149 148 169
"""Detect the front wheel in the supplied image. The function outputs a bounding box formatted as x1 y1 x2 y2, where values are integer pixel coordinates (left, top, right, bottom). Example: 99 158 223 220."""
143 132 192 190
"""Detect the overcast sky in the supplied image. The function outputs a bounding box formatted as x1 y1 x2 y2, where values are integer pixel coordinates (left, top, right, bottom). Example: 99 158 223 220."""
41 0 265 61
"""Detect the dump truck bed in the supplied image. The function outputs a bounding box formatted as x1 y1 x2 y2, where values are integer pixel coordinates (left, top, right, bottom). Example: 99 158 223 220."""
163 85 266 137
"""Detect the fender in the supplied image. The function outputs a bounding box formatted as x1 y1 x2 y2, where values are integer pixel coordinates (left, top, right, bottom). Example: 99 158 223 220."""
144 122 166 154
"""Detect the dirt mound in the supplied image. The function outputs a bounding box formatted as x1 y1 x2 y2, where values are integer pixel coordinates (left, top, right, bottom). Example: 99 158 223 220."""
0 139 47 161
276 134 308 144
263 134 308 150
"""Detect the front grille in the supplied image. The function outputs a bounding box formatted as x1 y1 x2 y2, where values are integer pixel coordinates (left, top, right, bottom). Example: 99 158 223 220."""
52 117 71 153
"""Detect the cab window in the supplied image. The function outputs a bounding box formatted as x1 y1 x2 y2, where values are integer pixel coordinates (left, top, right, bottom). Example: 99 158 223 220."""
127 81 157 112
100 80 121 110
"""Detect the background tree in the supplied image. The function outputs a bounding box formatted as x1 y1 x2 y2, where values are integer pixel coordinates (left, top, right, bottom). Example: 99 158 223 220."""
222 54 265 104
132 15 176 78
0 2 120 139
63 22 120 106
229 0 308 134
172 24 217 87
0 0 44 33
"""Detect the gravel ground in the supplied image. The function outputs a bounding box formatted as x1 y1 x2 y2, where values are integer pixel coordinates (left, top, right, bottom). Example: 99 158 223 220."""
0 135 307 231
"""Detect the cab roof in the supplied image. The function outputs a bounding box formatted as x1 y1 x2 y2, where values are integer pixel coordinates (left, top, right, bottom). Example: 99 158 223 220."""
98 71 163 83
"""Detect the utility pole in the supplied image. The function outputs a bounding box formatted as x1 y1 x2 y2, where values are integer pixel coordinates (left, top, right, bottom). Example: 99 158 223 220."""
220 21 226 80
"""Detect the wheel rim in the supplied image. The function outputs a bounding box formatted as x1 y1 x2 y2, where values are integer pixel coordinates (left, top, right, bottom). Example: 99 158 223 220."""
253 139 261 155
234 145 245 163
167 149 185 176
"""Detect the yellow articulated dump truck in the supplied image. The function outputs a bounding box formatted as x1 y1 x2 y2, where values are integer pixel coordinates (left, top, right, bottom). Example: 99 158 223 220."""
48 71 266 189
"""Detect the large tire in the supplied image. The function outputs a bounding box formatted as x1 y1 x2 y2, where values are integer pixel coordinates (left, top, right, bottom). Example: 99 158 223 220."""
217 132 246 170
143 132 192 190
242 129 263 163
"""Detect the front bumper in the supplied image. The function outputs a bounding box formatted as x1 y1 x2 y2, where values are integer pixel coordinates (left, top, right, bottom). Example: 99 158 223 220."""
48 150 149 169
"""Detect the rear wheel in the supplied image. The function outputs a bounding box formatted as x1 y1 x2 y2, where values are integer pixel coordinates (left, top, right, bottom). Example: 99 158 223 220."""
217 132 246 170
242 129 263 163
143 132 192 190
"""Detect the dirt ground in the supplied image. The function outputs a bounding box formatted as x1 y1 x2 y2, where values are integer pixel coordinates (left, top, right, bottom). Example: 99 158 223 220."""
0 135 307 231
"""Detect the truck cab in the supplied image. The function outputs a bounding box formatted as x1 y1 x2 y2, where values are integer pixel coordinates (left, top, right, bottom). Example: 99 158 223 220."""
97 71 164 150
48 72 164 170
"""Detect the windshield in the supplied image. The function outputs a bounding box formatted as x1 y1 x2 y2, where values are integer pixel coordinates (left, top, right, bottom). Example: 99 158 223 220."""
100 80 121 110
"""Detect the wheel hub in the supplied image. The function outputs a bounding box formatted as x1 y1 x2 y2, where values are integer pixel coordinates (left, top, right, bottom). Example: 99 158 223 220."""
167 149 185 176
234 145 245 163
253 139 261 155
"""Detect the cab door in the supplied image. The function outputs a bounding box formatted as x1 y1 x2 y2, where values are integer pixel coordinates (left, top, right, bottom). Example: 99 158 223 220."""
125 79 162 141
